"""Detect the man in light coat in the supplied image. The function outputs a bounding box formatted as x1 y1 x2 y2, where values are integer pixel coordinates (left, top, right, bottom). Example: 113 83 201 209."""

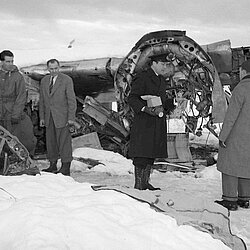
216 60 250 210
39 59 77 175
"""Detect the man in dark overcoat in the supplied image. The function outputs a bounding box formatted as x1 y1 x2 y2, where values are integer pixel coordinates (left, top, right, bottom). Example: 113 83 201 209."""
39 59 77 176
216 60 250 210
128 53 175 190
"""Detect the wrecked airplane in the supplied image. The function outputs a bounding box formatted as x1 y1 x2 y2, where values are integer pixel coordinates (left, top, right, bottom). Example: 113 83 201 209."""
1 29 248 175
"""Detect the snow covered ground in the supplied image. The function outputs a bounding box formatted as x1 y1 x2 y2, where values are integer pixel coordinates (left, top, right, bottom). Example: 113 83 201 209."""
0 132 249 249
0 173 230 250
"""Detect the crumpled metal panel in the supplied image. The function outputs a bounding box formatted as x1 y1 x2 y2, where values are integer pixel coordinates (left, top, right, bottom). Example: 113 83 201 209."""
0 125 39 176
202 39 232 73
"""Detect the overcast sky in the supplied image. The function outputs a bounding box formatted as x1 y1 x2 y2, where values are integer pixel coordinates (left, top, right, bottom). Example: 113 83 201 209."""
1 0 250 66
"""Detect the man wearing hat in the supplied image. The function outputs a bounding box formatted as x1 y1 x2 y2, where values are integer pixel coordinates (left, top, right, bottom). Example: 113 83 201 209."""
128 52 175 190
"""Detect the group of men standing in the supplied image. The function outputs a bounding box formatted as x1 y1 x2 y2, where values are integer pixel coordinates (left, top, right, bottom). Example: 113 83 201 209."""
1 48 250 208
0 49 175 183
0 50 76 176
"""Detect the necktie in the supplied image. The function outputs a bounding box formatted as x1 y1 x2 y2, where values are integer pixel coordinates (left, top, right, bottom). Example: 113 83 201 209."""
49 76 54 94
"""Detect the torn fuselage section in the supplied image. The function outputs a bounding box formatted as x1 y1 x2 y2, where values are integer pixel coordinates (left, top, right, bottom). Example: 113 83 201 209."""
114 30 227 137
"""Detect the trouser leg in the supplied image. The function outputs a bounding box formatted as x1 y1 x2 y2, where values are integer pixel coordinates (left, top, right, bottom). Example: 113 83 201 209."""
42 160 58 173
57 125 73 163
221 173 238 201
238 178 250 201
133 157 148 190
133 157 158 190
134 164 144 190
144 164 161 191
58 161 71 176
46 115 59 162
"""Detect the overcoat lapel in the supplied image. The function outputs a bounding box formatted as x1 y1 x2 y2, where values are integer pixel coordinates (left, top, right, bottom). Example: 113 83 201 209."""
46 76 50 95
148 69 166 95
148 69 160 88
158 75 167 95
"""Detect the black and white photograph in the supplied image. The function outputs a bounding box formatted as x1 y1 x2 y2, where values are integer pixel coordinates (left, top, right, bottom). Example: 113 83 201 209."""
0 1 250 249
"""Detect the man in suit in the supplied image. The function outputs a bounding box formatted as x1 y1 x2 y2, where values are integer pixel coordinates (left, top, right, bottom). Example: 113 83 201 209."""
216 60 250 210
40 59 77 176
128 52 175 190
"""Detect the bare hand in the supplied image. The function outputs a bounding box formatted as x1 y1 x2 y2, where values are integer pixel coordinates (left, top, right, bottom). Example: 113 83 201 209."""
143 106 157 116
40 119 45 127
219 140 226 148
67 120 81 129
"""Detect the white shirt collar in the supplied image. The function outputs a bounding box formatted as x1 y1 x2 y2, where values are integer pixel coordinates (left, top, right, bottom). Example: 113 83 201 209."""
51 74 58 83
151 67 158 76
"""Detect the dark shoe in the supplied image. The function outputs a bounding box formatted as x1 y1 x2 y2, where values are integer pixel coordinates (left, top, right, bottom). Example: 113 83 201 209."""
143 164 161 191
237 200 249 208
57 162 71 176
145 183 161 191
42 161 57 173
215 200 238 211
134 166 145 190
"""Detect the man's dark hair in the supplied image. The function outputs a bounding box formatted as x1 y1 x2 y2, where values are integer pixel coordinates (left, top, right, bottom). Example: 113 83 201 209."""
241 60 250 73
47 58 60 67
0 50 14 61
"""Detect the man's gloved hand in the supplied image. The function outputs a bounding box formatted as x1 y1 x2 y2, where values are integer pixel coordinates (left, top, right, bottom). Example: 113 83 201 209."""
11 117 19 125
142 106 157 116
219 140 226 148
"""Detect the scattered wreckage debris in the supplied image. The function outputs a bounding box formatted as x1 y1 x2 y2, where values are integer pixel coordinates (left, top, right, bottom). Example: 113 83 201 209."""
21 30 250 162
2 30 248 174
0 125 40 176
202 39 250 91
72 132 103 151
153 161 197 173
68 30 228 160
69 96 130 156
73 157 105 169
190 143 218 167
20 30 234 163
